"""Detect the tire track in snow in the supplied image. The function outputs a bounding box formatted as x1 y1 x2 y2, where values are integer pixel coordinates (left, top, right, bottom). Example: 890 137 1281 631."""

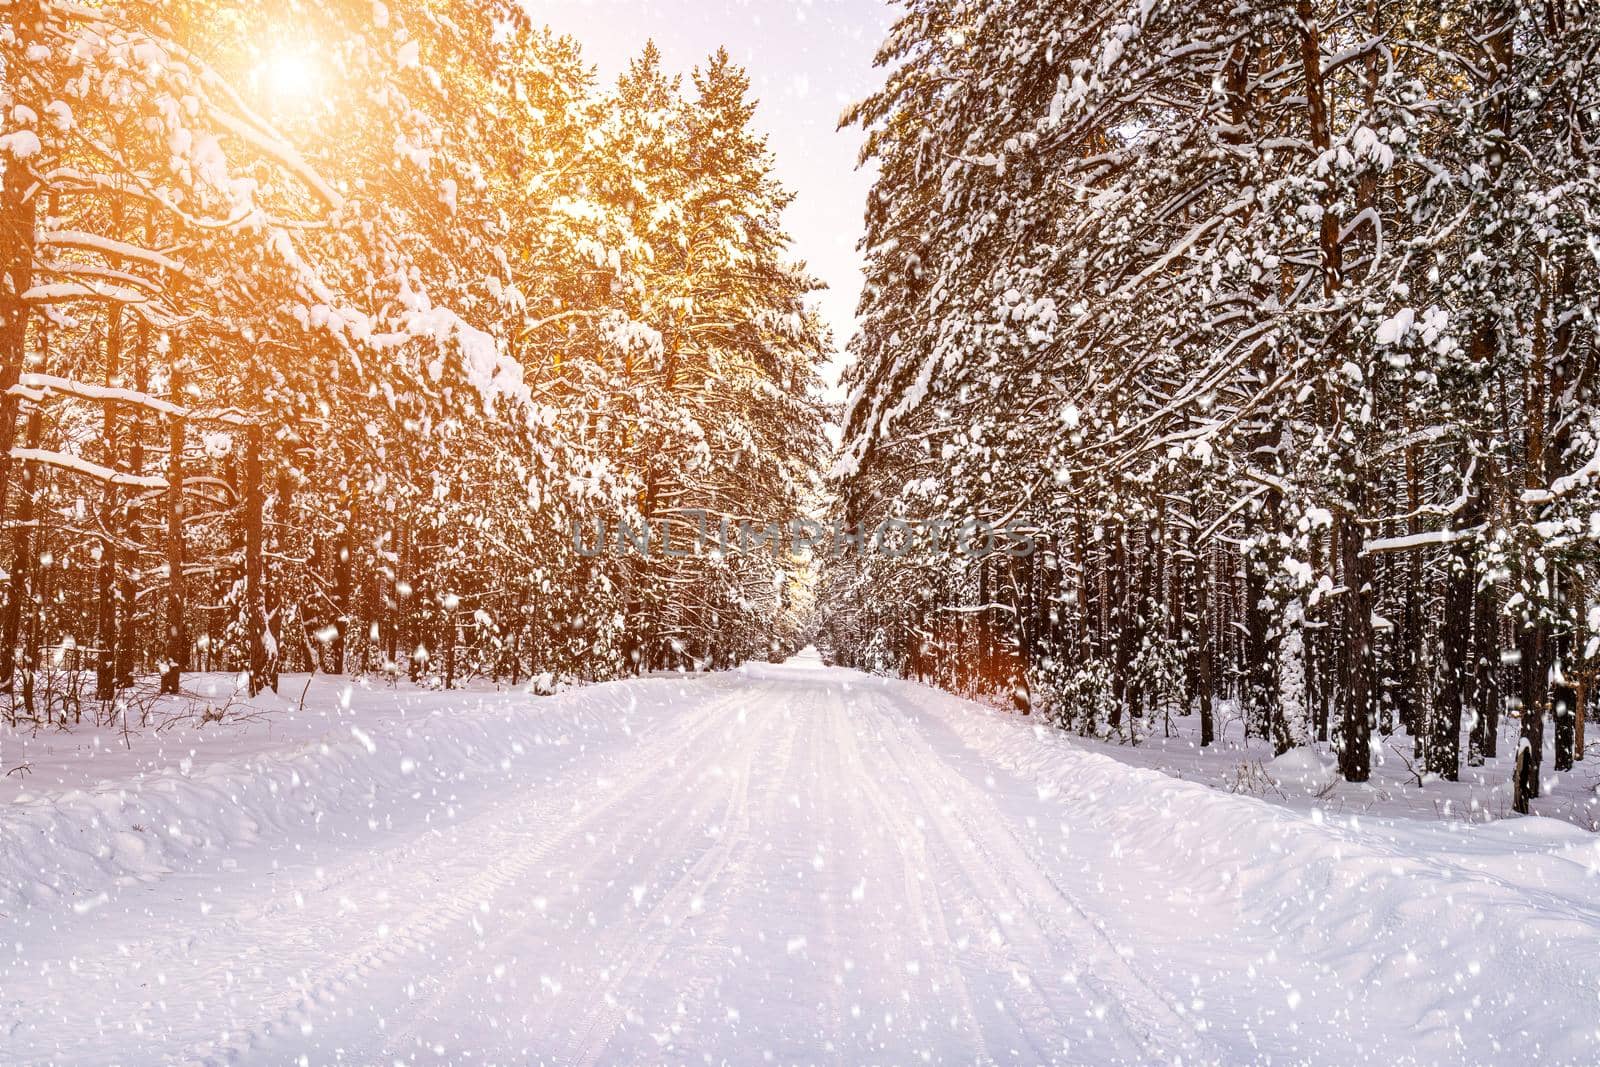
801 684 851 1058
824 680 1004 1063
169 680 758 1066
371 681 785 1065
861 686 1223 1065
558 683 773 1065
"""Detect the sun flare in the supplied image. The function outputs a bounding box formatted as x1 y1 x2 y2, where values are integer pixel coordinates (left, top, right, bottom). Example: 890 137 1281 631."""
253 50 320 108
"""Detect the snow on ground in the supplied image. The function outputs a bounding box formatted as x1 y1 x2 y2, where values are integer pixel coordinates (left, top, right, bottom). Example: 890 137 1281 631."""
3 653 1600 1065
1039 699 1600 829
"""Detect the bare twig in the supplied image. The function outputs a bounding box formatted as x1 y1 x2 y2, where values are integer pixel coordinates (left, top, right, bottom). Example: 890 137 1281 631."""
1385 739 1426 788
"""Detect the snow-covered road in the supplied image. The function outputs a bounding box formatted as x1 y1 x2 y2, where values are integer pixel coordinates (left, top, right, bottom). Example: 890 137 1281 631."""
6 653 1600 1065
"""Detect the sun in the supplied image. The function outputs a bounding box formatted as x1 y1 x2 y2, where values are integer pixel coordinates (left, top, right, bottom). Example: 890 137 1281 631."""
253 50 321 109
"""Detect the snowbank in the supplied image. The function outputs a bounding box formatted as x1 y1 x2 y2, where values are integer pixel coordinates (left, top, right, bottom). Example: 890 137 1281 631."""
1265 744 1339 792
889 675 1600 1063
0 673 684 914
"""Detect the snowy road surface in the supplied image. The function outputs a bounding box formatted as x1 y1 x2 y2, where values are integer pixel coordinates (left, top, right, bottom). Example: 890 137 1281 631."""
6 652 1600 1065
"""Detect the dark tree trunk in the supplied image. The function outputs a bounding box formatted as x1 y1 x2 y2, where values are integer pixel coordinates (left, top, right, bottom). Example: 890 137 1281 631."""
332 494 353 675
96 306 125 700
1109 526 1128 734
1337 510 1374 782
1553 675 1577 773
1516 621 1548 811
1075 511 1093 665
160 346 187 695
245 422 268 696
1190 528 1215 747
1242 514 1273 742
977 553 993 692
1470 579 1501 762
1430 551 1472 781
1397 445 1424 736
1 407 42 698
1431 466 1482 779
443 607 457 690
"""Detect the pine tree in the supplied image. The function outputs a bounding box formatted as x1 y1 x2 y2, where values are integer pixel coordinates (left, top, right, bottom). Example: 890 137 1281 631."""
827 0 1600 798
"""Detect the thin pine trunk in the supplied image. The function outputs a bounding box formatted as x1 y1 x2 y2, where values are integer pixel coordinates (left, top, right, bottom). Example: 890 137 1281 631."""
117 322 150 689
0 137 37 524
95 306 125 700
246 422 268 696
160 342 187 695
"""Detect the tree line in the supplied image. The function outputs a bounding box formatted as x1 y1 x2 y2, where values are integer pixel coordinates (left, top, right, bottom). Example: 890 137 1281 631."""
821 0 1600 811
0 0 828 723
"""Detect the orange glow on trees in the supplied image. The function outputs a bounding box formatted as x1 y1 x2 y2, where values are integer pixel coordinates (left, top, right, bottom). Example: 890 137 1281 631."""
0 0 828 716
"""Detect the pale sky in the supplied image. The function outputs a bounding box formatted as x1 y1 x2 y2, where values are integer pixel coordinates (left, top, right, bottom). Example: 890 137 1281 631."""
517 0 897 389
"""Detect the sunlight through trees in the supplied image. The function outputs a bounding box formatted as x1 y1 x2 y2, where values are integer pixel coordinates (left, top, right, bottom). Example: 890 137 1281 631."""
0 0 828 720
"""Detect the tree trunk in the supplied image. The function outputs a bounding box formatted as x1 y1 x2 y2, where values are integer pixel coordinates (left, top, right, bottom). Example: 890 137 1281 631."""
117 322 150 689
1553 675 1577 773
1194 542 1215 747
245 422 268 696
1469 576 1501 761
1431 551 1472 781
1337 511 1374 782
1109 526 1128 735
1553 613 1577 771
0 130 37 524
1398 444 1424 737
332 494 353 675
1 407 42 698
96 306 125 700
160 344 187 695
1243 513 1274 742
